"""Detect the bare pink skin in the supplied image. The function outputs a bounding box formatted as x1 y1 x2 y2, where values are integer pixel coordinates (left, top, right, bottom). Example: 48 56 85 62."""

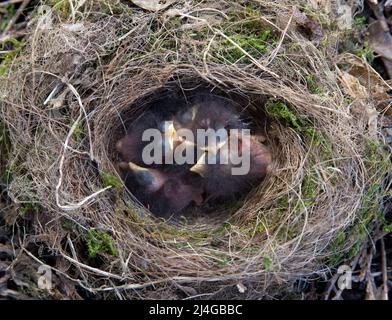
197 133 272 198
163 178 204 213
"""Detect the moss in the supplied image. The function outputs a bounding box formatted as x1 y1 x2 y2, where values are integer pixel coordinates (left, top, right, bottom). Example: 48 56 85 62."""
72 124 84 142
255 222 266 234
277 195 290 214
330 230 347 265
305 74 321 94
101 171 123 189
379 213 392 233
330 182 385 265
213 222 232 236
0 123 11 166
216 256 231 267
300 173 319 207
0 38 24 77
49 0 70 18
302 127 323 147
364 139 382 164
355 42 375 64
353 16 367 29
86 229 118 258
213 3 278 64
219 30 274 63
262 256 273 271
266 100 301 130
265 99 331 155
20 202 43 216
62 219 78 232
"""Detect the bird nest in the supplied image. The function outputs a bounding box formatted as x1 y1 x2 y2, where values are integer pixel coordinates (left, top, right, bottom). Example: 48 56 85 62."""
0 0 390 299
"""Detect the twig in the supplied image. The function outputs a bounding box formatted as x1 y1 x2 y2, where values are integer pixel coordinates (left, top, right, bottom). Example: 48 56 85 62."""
0 0 24 8
380 237 389 300
266 10 294 66
2 0 31 35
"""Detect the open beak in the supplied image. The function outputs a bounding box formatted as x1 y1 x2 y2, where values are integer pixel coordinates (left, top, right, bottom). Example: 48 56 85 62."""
200 139 227 155
164 123 177 151
119 161 148 173
190 153 208 177
119 161 165 192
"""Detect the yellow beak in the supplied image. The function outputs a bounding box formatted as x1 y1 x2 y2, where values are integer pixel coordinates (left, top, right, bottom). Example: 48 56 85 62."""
190 153 208 177
200 139 227 155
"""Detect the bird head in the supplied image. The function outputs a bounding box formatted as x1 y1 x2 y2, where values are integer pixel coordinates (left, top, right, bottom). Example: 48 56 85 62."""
118 162 167 193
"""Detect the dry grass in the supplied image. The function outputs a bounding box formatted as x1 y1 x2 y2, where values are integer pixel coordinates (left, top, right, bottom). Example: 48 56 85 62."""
0 0 390 299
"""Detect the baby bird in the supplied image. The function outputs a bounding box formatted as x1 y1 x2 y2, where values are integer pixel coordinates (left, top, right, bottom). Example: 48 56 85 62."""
116 113 183 166
115 112 161 165
174 95 245 134
190 132 272 199
119 162 204 217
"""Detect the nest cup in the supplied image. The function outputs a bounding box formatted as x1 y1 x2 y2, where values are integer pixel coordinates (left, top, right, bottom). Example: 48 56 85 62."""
106 82 272 223
0 0 388 298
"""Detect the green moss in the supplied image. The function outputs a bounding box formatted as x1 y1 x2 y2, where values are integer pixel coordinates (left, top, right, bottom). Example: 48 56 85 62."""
213 222 232 236
330 230 347 265
86 229 118 258
266 100 301 130
212 4 278 64
216 256 231 267
72 124 83 142
255 222 266 234
364 139 382 164
353 16 367 29
355 42 375 64
0 123 11 165
301 173 319 207
277 195 290 213
330 182 385 265
379 213 392 233
20 202 42 216
305 74 321 94
262 256 273 271
101 171 123 189
49 0 70 17
265 99 331 154
219 30 274 63
302 127 323 147
62 219 79 233
0 38 24 77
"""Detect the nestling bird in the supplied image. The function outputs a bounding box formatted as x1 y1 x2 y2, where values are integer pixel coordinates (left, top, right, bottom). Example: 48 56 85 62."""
116 112 184 166
115 112 161 165
119 161 204 217
174 95 245 134
190 132 272 199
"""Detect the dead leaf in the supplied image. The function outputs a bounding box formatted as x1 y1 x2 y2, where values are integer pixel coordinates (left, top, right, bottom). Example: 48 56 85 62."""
338 55 392 115
339 71 368 99
130 0 176 12
293 8 324 41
